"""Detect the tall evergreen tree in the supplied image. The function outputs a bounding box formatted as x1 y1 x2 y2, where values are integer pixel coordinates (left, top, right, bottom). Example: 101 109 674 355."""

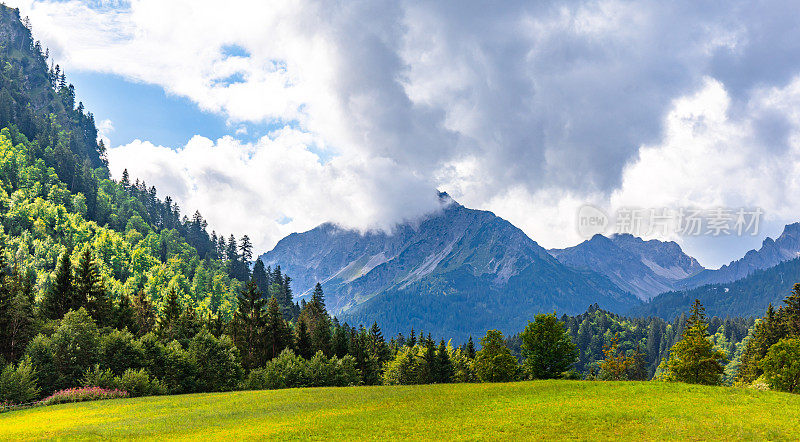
75 247 110 326
369 321 390 366
234 280 267 369
295 318 312 359
663 299 726 385
299 283 331 356
158 288 182 340
264 295 291 360
435 339 454 383
332 318 350 358
251 259 270 299
42 250 74 320
465 336 476 359
782 283 800 336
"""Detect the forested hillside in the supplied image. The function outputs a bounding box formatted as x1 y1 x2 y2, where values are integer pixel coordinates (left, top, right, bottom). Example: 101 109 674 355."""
631 257 800 320
506 305 752 380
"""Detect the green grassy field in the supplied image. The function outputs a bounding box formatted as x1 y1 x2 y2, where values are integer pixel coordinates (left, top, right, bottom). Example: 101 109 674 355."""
1 381 799 440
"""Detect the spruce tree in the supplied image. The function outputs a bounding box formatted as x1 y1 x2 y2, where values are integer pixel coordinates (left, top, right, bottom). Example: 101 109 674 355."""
783 283 800 336
42 250 74 320
0 246 12 359
159 288 182 340
435 340 454 383
299 283 331 356
295 318 312 359
369 321 390 365
76 247 110 326
332 318 350 358
419 338 437 383
234 280 267 369
466 336 476 359
251 259 270 299
264 295 290 360
664 299 726 385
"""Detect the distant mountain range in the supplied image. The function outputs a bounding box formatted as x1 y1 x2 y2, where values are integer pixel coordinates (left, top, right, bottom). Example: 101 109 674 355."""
674 223 800 289
259 194 639 341
630 256 800 320
549 234 704 300
259 195 800 336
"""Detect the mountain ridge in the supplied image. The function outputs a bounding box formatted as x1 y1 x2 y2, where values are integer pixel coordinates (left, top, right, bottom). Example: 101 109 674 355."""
548 233 704 300
259 196 640 340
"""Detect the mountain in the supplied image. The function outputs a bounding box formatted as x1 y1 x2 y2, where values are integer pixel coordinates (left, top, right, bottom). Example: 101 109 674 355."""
629 256 800 320
676 223 800 289
259 194 640 341
549 234 704 300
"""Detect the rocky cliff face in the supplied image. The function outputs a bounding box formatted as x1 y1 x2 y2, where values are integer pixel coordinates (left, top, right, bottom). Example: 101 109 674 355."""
549 234 704 300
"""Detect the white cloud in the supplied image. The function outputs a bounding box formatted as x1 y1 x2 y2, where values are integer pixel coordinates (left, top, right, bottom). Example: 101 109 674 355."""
106 128 442 253
96 118 114 146
8 0 800 265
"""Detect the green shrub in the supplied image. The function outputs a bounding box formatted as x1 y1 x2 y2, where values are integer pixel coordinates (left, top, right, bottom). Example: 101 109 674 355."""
82 365 117 390
760 338 800 393
0 357 40 404
242 350 360 390
115 369 167 397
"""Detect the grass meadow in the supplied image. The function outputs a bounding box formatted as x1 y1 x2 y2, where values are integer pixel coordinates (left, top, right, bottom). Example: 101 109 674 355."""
2 380 799 440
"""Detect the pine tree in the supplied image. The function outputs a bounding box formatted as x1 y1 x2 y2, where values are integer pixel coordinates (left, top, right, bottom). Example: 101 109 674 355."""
435 340 453 383
332 318 350 358
159 288 182 340
663 299 727 385
113 294 136 332
76 247 110 326
234 280 267 369
295 318 312 359
251 259 270 299
264 295 291 360
408 328 417 347
42 250 74 320
466 336 476 359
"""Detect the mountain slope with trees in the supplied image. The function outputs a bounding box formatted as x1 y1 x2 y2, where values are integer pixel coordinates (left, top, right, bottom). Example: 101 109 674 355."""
630 256 800 320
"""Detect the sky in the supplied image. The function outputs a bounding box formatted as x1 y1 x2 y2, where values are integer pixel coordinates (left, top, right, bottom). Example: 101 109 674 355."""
7 0 800 268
